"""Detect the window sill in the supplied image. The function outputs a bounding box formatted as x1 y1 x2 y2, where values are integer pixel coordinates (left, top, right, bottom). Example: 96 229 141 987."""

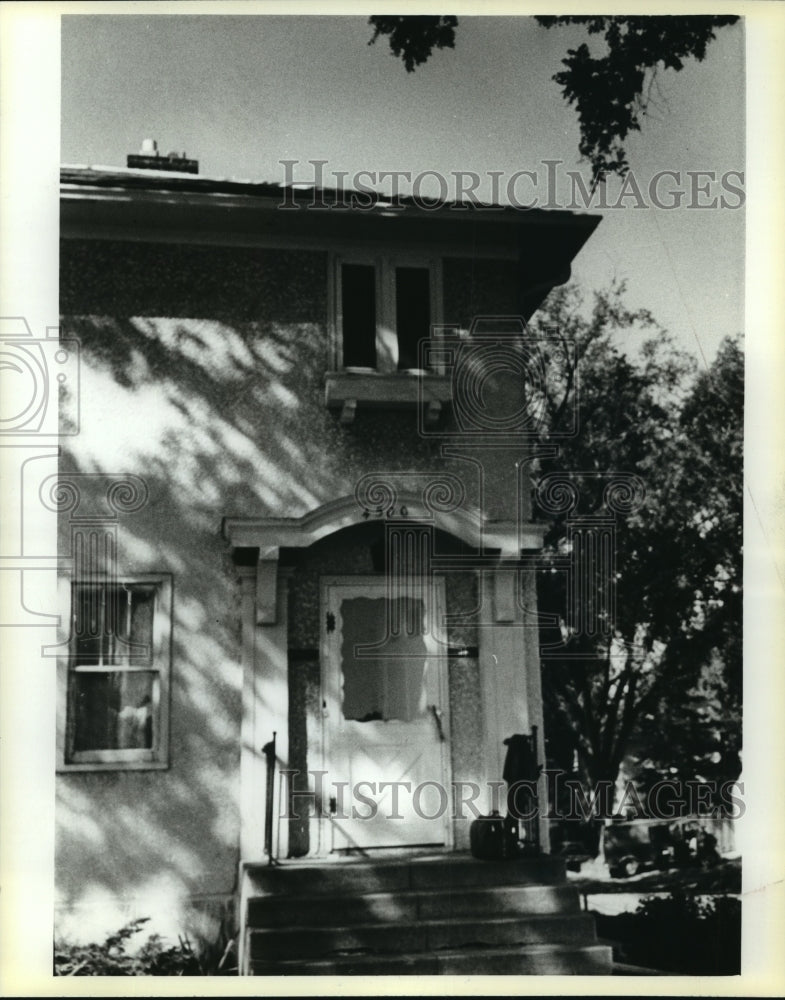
57 758 169 773
324 370 453 425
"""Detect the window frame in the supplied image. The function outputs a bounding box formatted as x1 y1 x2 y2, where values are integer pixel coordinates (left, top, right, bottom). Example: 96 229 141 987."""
331 252 444 374
57 573 173 772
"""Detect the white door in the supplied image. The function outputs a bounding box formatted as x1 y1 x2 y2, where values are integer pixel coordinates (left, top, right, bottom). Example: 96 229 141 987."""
321 576 450 850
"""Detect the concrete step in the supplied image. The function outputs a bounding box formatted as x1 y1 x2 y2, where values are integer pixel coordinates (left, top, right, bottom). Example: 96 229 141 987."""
247 882 579 928
249 911 598 961
244 853 566 897
249 941 614 976
241 853 609 976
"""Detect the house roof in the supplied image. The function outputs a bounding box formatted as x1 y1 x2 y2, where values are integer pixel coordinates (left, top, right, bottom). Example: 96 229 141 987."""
60 163 597 219
60 164 601 318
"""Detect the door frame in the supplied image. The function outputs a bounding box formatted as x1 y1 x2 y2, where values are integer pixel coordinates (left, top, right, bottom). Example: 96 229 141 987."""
318 574 452 853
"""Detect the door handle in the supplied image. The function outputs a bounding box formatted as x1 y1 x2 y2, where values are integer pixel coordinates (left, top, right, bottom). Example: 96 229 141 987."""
429 704 446 742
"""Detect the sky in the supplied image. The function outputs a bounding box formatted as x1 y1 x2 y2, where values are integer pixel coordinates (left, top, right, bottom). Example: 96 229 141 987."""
60 14 745 369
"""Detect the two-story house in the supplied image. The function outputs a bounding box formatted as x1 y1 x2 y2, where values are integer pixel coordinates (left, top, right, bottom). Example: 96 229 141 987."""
55 155 609 974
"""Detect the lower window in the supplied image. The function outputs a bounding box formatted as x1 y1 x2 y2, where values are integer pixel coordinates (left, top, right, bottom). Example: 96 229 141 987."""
62 575 172 769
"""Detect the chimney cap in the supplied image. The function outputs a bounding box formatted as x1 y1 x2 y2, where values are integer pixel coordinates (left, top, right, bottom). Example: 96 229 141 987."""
127 140 199 174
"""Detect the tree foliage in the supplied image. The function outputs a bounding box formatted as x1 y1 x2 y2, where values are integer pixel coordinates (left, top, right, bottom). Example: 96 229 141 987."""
527 283 742 798
632 337 743 795
368 15 458 73
368 14 738 177
537 16 739 176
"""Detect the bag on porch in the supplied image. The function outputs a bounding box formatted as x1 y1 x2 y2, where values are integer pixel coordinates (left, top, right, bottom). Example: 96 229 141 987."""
469 730 542 860
469 811 518 860
502 731 542 856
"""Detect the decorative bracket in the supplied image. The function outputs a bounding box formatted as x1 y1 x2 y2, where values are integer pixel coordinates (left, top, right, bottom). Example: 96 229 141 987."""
424 399 442 427
492 567 517 623
256 558 279 625
339 399 357 425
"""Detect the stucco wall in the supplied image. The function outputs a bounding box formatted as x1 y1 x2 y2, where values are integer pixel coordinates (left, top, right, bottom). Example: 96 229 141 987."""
442 258 520 332
55 236 529 943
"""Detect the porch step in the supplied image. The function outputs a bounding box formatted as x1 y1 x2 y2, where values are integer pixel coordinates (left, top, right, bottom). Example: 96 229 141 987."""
249 911 598 961
249 942 613 976
244 853 567 896
242 853 612 976
248 882 579 927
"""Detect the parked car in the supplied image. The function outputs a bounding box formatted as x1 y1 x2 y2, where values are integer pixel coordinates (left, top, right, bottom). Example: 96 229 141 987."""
605 819 721 878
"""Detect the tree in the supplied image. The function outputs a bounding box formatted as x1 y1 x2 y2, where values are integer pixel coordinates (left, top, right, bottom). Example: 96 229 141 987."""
368 14 738 177
525 284 742 808
670 335 743 705
632 336 743 798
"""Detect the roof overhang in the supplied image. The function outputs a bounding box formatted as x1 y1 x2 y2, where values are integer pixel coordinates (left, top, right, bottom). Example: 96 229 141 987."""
60 167 600 319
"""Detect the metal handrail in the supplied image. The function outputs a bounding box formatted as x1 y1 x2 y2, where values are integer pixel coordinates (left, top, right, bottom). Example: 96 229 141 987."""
261 732 277 865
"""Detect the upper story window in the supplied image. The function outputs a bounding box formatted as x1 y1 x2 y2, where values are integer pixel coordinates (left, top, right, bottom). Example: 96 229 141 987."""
59 575 172 770
334 255 442 373
326 254 451 424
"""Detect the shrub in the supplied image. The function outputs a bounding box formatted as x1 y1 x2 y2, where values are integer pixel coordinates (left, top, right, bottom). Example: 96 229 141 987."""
595 890 741 974
54 917 236 976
